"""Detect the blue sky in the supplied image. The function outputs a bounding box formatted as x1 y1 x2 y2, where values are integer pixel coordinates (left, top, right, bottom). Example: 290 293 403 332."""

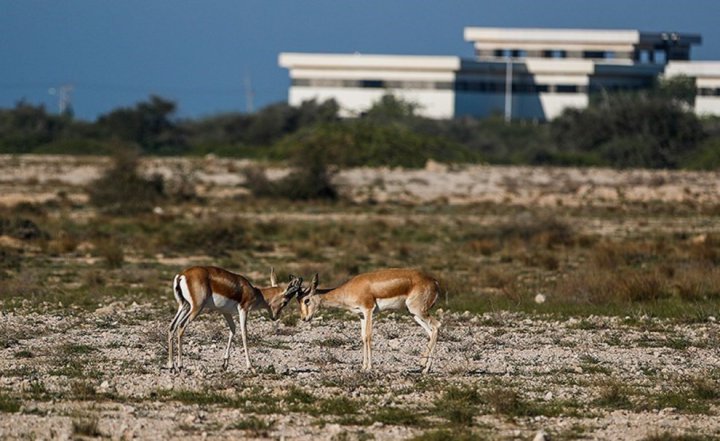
2 0 719 120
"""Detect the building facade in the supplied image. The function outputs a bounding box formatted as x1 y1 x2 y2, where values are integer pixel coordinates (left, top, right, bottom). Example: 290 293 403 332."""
279 27 720 120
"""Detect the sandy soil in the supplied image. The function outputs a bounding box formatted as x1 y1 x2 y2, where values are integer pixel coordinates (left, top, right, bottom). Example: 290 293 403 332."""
1 306 719 440
1 155 720 440
1 154 719 208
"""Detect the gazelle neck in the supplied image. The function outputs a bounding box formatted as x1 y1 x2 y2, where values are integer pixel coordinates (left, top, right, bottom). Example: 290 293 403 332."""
248 286 272 311
315 286 350 308
259 285 283 303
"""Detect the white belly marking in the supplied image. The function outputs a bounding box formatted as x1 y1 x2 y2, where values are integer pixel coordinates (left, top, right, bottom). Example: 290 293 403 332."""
374 296 406 312
208 293 239 314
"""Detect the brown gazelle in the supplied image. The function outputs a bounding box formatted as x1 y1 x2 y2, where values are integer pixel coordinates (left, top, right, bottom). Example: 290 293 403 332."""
167 266 303 372
298 269 441 373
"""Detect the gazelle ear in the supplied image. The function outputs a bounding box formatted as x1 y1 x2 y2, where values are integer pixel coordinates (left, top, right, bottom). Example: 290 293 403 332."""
270 267 278 287
311 273 319 289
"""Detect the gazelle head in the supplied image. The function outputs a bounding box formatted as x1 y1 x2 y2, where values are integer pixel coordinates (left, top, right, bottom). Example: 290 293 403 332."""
268 274 304 320
298 273 320 321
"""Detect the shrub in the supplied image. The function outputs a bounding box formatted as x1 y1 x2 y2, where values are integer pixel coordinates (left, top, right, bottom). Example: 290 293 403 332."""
484 387 541 417
674 265 720 301
172 221 249 256
87 149 165 214
0 214 48 241
95 240 124 268
271 118 480 169
244 147 338 201
0 247 22 278
0 392 20 413
555 268 670 305
72 418 101 437
593 381 634 410
434 386 482 426
552 91 705 169
242 166 280 198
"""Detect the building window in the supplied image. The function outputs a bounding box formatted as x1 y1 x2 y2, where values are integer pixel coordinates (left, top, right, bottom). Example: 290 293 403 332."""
360 80 384 88
555 85 581 93
543 50 567 59
583 51 606 59
698 87 720 97
654 50 667 64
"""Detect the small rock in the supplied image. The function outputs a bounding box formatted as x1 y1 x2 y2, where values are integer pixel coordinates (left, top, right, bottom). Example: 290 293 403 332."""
708 316 717 322
573 366 583 374
534 293 546 304
533 429 549 441
425 159 448 173
543 391 553 401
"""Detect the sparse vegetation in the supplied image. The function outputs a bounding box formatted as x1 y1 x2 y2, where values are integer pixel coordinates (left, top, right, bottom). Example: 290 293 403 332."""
72 417 101 437
1 155 720 439
0 392 20 413
87 149 166 214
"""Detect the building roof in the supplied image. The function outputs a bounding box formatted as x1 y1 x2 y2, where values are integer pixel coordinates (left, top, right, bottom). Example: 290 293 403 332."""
463 27 701 47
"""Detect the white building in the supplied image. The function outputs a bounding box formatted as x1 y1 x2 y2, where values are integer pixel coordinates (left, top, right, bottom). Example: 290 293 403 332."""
279 27 720 120
664 61 720 116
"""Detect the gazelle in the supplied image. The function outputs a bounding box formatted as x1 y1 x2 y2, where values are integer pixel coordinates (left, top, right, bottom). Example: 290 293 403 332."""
167 266 303 372
298 269 441 373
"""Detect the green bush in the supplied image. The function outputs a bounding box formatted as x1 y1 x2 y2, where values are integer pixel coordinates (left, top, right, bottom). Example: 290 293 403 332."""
552 91 705 168
87 149 166 214
681 136 720 170
244 143 338 201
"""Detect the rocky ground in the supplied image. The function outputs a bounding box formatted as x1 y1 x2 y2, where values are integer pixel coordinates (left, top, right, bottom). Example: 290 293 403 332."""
1 154 719 208
1 155 720 440
1 304 719 440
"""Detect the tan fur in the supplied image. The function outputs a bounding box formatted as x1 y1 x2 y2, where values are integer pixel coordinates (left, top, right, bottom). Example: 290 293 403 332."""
299 268 441 373
167 266 302 372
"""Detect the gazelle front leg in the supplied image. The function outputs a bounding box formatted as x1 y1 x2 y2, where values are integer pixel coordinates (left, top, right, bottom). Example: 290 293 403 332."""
237 306 254 372
222 314 236 370
360 315 367 369
361 309 374 371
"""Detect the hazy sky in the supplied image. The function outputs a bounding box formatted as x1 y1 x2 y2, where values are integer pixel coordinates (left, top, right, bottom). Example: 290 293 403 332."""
2 0 719 120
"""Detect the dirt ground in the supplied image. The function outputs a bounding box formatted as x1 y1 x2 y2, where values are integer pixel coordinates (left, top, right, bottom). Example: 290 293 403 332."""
1 155 720 440
1 154 719 208
1 306 719 440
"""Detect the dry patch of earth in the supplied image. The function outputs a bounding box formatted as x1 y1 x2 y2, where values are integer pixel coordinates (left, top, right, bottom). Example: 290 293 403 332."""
1 305 719 440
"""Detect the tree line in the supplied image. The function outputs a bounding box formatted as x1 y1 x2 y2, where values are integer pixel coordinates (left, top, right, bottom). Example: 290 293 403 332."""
1 76 719 169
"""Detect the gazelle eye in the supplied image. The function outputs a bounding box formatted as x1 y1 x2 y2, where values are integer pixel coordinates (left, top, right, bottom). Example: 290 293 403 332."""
304 299 310 305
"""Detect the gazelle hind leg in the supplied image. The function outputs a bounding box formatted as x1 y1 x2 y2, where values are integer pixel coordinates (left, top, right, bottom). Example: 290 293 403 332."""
168 303 189 370
413 314 440 374
176 304 202 371
222 314 236 370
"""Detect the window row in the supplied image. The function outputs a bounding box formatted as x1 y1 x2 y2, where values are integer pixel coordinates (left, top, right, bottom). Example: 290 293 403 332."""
292 78 649 95
698 87 720 97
